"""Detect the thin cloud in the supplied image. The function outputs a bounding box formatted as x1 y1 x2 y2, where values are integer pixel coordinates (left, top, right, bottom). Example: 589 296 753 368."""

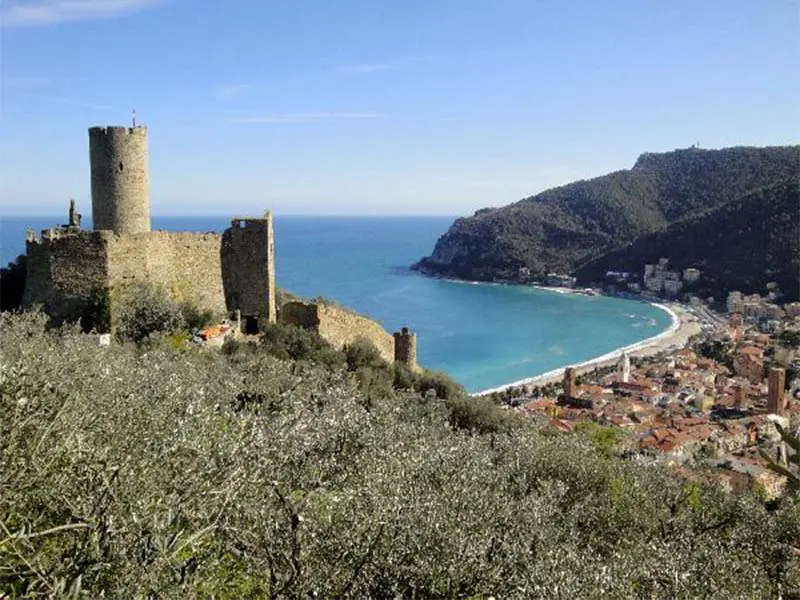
0 76 51 89
337 63 394 75
230 112 385 124
215 83 251 98
14 91 112 110
1 0 166 27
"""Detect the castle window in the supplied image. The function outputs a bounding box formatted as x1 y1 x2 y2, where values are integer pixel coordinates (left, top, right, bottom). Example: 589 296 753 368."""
119 162 124 171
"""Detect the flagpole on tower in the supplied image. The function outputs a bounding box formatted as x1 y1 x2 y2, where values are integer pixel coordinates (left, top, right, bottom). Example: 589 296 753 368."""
132 108 137 128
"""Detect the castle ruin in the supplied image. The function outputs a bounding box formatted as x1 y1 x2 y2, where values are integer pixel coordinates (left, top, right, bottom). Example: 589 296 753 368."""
22 124 419 368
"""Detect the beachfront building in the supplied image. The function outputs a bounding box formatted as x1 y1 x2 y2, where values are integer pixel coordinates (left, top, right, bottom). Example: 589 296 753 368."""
545 273 576 288
683 268 701 283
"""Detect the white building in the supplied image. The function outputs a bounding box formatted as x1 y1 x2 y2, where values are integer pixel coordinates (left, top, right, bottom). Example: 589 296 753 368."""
663 279 683 296
618 352 631 383
683 268 701 283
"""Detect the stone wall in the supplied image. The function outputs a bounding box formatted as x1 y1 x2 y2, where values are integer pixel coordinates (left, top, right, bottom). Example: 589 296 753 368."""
106 231 225 315
280 300 395 363
23 229 110 320
23 229 226 324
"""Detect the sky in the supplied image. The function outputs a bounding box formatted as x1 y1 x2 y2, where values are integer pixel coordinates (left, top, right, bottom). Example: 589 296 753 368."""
0 0 798 216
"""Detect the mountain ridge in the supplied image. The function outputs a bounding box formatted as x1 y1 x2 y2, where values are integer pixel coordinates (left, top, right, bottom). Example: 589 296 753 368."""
414 145 800 299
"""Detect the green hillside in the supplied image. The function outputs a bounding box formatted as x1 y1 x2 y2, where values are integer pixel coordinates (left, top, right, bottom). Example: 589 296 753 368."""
414 146 799 296
577 180 800 300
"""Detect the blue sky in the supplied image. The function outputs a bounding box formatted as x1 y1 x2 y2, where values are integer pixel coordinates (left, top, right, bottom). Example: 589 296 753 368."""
1 0 798 216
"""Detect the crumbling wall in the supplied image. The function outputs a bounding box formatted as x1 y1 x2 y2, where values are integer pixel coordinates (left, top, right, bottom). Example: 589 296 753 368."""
279 301 320 328
280 300 394 363
22 230 110 321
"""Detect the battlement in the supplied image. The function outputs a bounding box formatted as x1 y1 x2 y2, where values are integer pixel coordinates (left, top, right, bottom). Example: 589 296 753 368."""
230 211 273 229
26 227 109 246
89 126 147 137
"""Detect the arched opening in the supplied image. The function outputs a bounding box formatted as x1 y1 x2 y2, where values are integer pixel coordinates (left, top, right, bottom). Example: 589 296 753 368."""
118 162 124 171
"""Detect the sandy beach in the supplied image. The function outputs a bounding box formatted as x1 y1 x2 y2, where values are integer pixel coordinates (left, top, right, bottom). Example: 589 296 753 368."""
475 302 702 396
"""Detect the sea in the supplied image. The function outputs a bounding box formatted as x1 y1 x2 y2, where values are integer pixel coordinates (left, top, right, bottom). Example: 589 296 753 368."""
1 215 672 393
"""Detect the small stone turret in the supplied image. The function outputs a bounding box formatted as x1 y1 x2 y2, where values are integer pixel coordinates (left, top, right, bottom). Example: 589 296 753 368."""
67 199 81 229
394 326 418 370
89 125 150 234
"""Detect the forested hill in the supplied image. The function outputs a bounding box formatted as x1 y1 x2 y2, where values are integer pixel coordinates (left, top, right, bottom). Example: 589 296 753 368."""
414 145 800 295
577 179 800 301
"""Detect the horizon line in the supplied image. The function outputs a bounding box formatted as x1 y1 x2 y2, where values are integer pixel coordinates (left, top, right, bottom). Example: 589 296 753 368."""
1 213 462 219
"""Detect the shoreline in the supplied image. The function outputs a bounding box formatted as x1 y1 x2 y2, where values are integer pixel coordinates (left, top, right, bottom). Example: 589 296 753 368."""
474 302 702 396
411 268 703 397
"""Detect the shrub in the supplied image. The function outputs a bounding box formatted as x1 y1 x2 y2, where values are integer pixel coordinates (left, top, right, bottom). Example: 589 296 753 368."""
180 301 215 331
1 310 798 598
414 369 464 400
574 421 625 456
261 322 345 368
393 363 417 390
343 338 385 371
444 394 521 434
79 285 111 333
116 283 185 343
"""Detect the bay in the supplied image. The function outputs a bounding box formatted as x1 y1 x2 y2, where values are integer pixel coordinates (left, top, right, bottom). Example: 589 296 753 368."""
1 215 672 392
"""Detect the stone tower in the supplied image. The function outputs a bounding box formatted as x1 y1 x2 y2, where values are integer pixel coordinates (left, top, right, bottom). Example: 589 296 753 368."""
89 126 150 234
221 211 276 333
394 326 418 370
734 382 747 408
767 368 786 415
563 367 577 399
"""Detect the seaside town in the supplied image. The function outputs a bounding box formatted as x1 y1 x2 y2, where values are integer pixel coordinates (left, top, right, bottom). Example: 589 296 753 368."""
493 259 800 500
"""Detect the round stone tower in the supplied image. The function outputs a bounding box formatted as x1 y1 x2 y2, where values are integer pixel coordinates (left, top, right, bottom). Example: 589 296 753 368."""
89 126 150 234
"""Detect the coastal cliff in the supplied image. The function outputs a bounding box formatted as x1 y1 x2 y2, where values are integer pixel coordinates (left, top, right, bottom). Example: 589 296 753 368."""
414 145 800 297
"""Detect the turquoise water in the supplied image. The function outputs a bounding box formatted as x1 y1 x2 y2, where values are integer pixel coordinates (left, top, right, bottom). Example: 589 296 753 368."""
1 215 671 392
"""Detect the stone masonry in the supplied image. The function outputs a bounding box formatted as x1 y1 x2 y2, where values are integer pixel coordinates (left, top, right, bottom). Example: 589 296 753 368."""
393 326 420 372
89 126 150 234
23 215 226 323
281 300 395 364
221 213 277 332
